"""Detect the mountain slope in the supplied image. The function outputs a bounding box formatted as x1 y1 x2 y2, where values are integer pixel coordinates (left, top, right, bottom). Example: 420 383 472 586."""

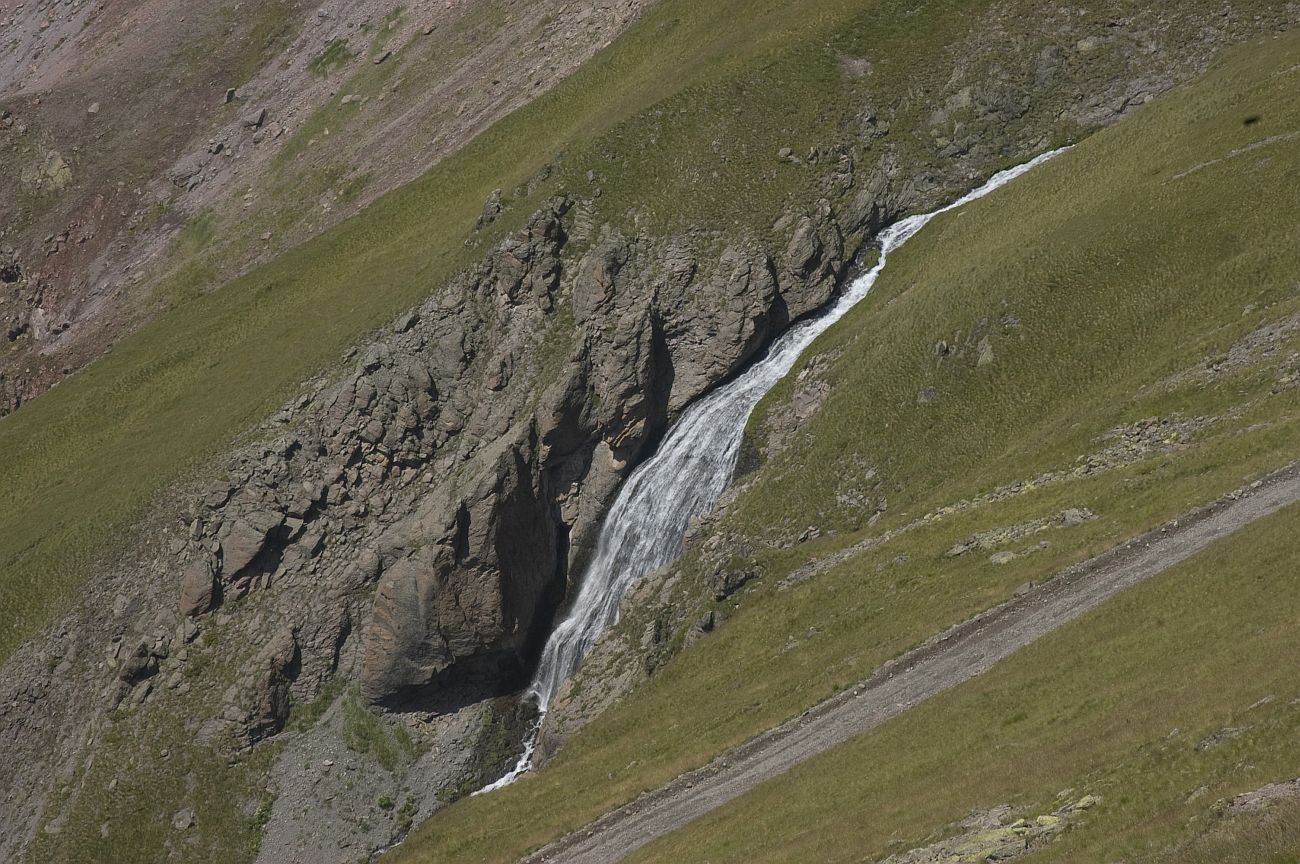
391 25 1300 864
2 2 1298 863
0 0 650 412
633 478 1300 863
519 466 1300 863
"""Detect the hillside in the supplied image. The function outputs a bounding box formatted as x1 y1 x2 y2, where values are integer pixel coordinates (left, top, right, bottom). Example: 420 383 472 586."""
386 27 1300 864
1 1 1298 863
0 0 648 413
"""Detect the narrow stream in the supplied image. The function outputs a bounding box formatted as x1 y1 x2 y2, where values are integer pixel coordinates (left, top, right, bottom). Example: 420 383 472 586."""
478 147 1067 794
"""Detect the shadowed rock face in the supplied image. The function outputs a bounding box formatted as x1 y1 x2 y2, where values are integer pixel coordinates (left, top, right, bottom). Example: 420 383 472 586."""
363 435 562 703
347 193 863 706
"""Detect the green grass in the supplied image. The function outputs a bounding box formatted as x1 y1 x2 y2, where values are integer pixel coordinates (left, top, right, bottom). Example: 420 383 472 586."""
736 31 1300 542
626 497 1300 863
341 687 416 772
308 38 354 77
230 0 296 87
389 30 1300 864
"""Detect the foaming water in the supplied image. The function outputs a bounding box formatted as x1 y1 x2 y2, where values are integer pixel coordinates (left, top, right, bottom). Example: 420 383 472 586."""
476 148 1067 794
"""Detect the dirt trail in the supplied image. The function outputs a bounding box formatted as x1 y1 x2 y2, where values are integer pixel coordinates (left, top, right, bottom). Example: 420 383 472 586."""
522 463 1300 864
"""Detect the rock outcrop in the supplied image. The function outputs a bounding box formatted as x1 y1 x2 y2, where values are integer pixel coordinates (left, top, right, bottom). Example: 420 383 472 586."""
0 143 887 853
164 185 871 712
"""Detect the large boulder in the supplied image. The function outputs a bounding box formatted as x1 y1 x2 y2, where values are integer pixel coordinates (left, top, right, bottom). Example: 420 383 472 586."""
178 559 216 617
248 628 299 739
219 511 284 577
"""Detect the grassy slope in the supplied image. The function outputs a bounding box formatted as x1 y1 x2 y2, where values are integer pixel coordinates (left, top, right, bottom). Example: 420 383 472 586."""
628 33 1300 860
393 29 1300 864
630 498 1300 863
10 1 1211 859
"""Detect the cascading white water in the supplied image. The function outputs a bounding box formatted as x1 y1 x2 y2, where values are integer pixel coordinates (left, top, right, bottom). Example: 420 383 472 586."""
477 148 1067 794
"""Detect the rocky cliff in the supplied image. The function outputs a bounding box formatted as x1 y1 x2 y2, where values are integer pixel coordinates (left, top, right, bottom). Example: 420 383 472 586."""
0 167 867 861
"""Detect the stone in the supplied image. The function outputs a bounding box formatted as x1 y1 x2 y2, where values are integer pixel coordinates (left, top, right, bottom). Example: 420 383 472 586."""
1196 726 1247 751
117 642 158 684
710 565 757 601
86 102 100 115
783 217 823 278
990 551 1018 565
475 189 504 230
1227 778 1300 814
1058 507 1094 527
880 799 1087 863
171 808 194 831
179 559 217 617
977 336 994 367
220 512 283 576
249 629 299 739
242 107 267 129
361 442 560 702
393 311 419 334
1067 794 1100 812
224 88 237 104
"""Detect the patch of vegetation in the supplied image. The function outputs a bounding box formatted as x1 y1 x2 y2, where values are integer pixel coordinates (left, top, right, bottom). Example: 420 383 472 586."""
308 38 354 77
173 210 217 256
273 59 399 169
341 688 416 772
132 200 172 233
337 171 372 205
25 660 276 864
368 7 405 58
389 30 1300 864
231 0 296 87
287 679 344 733
1145 797 1300 864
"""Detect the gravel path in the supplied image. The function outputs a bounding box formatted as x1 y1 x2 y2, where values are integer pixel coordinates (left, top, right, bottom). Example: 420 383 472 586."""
522 463 1300 864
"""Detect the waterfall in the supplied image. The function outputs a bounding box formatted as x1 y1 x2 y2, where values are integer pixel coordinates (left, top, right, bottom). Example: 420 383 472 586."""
477 147 1067 794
